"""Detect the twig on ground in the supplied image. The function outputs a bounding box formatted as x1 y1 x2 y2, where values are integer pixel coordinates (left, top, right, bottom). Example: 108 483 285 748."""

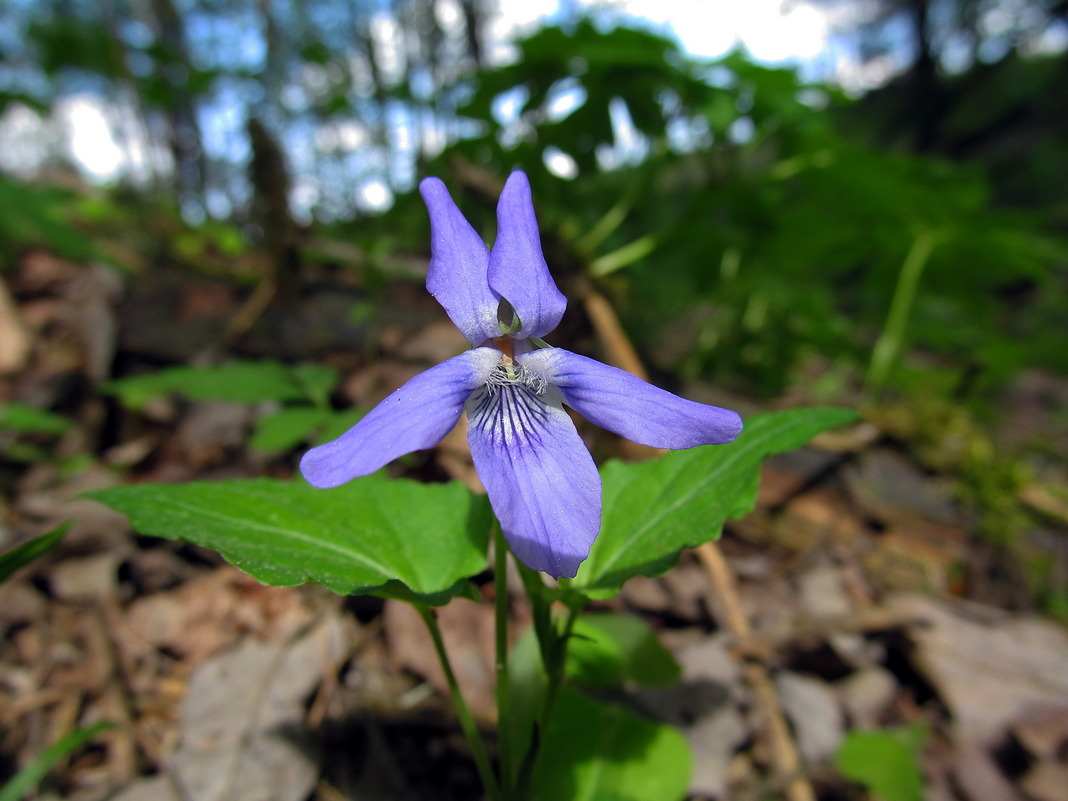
221 275 277 345
581 279 817 801
88 605 143 783
697 543 817 801
581 288 649 382
579 285 665 463
731 606 922 661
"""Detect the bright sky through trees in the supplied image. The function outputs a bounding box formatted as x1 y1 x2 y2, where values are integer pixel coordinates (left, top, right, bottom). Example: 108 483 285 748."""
8 0 1064 217
12 0 847 187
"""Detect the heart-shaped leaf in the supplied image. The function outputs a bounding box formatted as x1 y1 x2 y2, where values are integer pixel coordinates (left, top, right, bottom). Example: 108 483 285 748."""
566 613 680 689
87 477 490 602
530 686 691 801
574 407 856 597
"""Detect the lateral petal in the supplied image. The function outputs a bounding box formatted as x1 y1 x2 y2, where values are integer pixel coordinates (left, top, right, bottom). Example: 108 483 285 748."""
301 348 499 488
420 177 500 345
523 348 744 449
487 171 567 339
466 382 601 579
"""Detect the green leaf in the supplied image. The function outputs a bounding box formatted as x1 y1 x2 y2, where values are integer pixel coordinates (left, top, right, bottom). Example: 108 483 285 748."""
530 687 691 801
835 726 928 801
566 614 680 688
317 408 363 444
0 442 52 464
86 477 491 601
0 176 101 262
249 407 362 454
0 403 72 436
504 624 547 772
100 361 339 409
0 721 112 801
250 407 327 453
0 522 70 584
290 362 342 409
250 407 365 453
574 408 856 597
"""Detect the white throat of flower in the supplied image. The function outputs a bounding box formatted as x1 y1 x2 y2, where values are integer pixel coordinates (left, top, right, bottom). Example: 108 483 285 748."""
485 357 547 396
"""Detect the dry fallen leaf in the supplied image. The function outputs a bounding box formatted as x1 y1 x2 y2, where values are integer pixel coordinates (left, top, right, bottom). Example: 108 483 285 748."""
64 263 123 382
0 275 33 375
49 552 123 603
1019 760 1068 801
384 598 496 722
169 611 350 801
838 666 897 729
775 670 844 763
954 743 1023 801
125 567 318 668
1010 703 1068 760
887 593 1068 744
108 774 183 801
797 562 868 664
636 635 749 799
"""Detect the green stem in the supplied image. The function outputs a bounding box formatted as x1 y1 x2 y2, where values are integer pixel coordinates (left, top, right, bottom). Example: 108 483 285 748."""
513 565 547 801
494 527 514 796
537 603 579 735
417 604 502 801
512 566 582 800
866 228 942 397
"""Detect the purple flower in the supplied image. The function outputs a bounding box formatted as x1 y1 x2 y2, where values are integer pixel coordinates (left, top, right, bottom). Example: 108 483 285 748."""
300 171 742 578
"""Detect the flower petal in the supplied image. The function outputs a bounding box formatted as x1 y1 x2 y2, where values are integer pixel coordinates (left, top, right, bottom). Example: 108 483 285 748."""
522 348 743 449
466 382 601 578
487 171 567 339
420 177 500 345
301 348 499 488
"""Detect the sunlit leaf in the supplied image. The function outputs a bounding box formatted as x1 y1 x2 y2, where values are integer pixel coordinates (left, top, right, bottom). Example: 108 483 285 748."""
249 407 365 454
87 477 491 601
530 687 691 801
101 361 339 409
0 176 100 262
566 613 680 688
835 726 928 801
574 408 856 597
0 403 72 436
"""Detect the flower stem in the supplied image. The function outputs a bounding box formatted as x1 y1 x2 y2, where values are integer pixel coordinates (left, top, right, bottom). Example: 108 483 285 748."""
511 566 582 800
416 604 502 801
494 527 514 796
537 602 579 735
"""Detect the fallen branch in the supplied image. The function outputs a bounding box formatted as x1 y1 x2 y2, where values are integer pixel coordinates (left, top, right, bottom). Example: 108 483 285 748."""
697 543 817 801
731 606 922 661
580 276 817 801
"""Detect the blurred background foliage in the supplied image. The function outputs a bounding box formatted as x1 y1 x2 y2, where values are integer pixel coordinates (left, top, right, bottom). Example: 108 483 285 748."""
1 1 1066 600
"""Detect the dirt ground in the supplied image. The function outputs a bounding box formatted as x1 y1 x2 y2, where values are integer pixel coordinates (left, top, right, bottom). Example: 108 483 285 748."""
2 250 1067 801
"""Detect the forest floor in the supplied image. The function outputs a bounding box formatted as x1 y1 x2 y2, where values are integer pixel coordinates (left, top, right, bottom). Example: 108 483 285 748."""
2 246 1068 801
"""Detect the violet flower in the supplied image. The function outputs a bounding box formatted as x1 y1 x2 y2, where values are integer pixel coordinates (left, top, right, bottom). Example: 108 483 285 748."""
300 171 742 578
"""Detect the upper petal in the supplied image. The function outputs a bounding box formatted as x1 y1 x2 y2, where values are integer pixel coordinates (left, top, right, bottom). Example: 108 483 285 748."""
301 348 499 488
466 381 601 579
420 177 500 345
487 171 567 339
522 348 743 450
